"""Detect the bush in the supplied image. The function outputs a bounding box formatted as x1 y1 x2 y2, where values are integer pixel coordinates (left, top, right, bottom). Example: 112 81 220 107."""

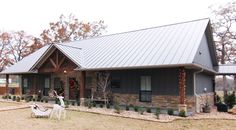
216 94 221 103
12 96 16 101
179 110 187 117
37 98 40 102
146 107 151 113
99 104 104 108
77 101 80 106
139 107 145 115
71 101 75 106
8 96 11 99
32 98 36 102
216 103 228 112
106 103 110 109
156 108 161 119
65 100 69 108
16 97 21 102
114 104 120 114
225 92 236 109
167 108 174 115
125 105 129 111
45 99 48 103
134 106 139 112
85 99 93 109
40 99 44 102
21 97 25 100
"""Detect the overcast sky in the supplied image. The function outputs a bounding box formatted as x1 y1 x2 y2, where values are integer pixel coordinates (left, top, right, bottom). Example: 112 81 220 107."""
0 0 233 37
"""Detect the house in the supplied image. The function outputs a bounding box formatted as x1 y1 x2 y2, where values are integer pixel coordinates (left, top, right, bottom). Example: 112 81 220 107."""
0 18 219 112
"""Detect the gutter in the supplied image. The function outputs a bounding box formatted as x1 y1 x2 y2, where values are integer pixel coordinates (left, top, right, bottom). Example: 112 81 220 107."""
193 68 203 113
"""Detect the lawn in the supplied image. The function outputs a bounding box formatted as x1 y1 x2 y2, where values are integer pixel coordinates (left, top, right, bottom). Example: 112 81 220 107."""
0 101 20 107
0 108 235 130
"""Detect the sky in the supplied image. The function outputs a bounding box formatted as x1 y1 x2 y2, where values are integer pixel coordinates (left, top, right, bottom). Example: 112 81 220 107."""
0 0 233 37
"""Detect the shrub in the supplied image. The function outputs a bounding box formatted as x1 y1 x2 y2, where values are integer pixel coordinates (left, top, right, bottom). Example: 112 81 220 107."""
8 96 11 99
106 103 110 109
179 110 187 117
32 98 36 102
12 96 16 101
139 107 145 115
85 99 93 109
134 106 139 112
2 95 6 99
40 99 44 102
99 104 104 108
45 99 48 103
167 108 174 115
16 97 21 102
216 94 221 103
125 105 129 111
21 97 24 100
225 92 236 109
146 107 151 113
77 101 80 106
114 104 120 114
65 100 69 108
156 108 161 119
37 98 40 102
71 101 75 106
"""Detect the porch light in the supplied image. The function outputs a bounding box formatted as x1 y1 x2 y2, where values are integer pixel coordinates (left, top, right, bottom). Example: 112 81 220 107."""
63 70 67 74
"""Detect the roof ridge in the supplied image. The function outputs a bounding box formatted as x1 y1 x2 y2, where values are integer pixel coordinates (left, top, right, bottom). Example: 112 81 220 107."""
56 43 82 49
67 18 210 44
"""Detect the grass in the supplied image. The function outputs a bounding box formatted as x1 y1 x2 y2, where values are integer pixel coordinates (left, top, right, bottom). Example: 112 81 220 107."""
0 102 20 107
0 108 235 130
0 102 236 130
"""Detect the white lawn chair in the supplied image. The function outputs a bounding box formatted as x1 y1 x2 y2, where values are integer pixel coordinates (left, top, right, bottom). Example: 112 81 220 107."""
30 104 52 118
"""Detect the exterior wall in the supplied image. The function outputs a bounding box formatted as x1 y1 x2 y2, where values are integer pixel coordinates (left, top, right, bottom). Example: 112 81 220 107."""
193 34 213 70
195 92 214 112
113 93 195 112
111 68 193 95
195 73 214 94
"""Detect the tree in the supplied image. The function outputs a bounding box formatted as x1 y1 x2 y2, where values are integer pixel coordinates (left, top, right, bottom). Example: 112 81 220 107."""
41 14 106 44
0 31 42 71
210 2 236 64
210 2 236 98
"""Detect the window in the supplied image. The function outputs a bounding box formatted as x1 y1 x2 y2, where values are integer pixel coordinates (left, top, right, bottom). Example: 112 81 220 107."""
86 77 92 88
140 76 152 102
111 76 121 88
23 78 28 88
44 78 50 96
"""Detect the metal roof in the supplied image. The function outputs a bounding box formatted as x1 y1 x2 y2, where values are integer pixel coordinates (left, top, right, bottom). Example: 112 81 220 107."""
0 45 50 74
1 18 217 74
67 18 211 70
216 65 236 75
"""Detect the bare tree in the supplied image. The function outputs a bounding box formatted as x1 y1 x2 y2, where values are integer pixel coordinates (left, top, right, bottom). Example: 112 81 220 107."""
41 14 106 44
210 2 236 97
95 71 111 105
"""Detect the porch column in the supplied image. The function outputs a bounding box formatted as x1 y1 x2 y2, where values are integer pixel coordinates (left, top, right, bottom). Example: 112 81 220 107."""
79 71 86 106
5 74 9 96
178 67 187 112
33 75 37 94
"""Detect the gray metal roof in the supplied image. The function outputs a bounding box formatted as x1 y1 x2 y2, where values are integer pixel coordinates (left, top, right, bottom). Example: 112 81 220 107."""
216 65 236 75
0 45 50 74
1 18 217 74
67 18 211 70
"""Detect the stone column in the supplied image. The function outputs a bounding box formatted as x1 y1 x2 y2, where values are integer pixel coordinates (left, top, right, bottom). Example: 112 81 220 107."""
79 71 86 106
178 67 187 112
5 74 9 96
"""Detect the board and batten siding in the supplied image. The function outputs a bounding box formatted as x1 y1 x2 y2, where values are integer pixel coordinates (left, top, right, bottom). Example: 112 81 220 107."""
195 73 214 94
193 34 214 70
110 68 194 96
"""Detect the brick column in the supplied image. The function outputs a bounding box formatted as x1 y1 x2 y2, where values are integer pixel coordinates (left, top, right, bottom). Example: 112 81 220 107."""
5 74 9 96
79 71 86 106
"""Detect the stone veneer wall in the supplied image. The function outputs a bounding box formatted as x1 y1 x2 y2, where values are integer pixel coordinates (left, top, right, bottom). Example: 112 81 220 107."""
113 93 195 111
195 92 214 113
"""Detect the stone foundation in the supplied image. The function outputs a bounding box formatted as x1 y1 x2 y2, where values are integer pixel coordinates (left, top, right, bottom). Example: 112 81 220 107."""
195 92 214 113
113 93 195 112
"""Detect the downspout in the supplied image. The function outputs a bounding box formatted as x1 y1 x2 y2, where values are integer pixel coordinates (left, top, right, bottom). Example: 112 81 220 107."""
194 68 203 113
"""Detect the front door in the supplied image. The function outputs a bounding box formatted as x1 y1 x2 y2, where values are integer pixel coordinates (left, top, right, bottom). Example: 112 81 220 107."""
69 77 77 100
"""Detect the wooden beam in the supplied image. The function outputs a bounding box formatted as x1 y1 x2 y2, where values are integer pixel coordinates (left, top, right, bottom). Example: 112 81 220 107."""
79 71 86 99
56 50 59 67
50 58 57 69
5 74 9 95
58 57 65 68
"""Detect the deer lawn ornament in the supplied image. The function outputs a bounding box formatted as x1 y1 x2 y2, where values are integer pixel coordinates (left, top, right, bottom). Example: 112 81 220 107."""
50 91 66 120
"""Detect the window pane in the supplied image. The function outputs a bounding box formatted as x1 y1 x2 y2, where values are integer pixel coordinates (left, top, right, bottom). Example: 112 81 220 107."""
140 76 151 91
45 78 50 88
23 79 28 88
146 76 151 91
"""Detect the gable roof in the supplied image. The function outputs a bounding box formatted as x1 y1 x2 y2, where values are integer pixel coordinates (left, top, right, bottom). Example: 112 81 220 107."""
0 18 218 74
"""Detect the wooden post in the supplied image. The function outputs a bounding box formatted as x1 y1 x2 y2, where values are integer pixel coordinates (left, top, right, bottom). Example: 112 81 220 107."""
79 71 86 106
5 74 9 96
178 67 187 112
